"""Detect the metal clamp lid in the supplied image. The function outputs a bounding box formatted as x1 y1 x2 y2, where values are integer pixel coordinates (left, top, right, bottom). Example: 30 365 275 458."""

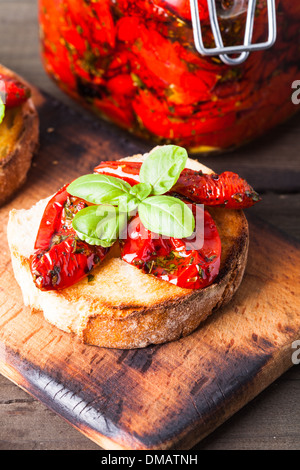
190 0 277 65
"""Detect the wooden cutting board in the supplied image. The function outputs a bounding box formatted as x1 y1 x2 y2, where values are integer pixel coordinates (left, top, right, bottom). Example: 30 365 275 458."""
0 89 299 450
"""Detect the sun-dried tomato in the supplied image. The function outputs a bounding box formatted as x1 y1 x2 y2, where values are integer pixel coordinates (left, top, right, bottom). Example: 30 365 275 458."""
39 0 300 151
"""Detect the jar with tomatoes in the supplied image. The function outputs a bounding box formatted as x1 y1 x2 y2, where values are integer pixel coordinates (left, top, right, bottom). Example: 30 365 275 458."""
39 0 300 153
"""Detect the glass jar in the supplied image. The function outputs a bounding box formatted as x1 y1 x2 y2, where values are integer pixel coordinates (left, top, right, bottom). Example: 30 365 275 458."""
39 0 300 153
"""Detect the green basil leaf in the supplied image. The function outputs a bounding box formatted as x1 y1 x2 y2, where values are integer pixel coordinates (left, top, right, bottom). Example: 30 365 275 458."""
72 205 127 247
67 174 131 205
139 145 188 195
138 196 195 239
118 194 139 213
0 96 5 125
129 182 152 201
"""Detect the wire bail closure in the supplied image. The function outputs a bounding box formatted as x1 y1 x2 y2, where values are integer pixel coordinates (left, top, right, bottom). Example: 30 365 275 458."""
190 0 277 65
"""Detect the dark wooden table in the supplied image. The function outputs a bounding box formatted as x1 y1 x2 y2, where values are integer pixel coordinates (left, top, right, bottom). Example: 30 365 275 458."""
0 0 299 450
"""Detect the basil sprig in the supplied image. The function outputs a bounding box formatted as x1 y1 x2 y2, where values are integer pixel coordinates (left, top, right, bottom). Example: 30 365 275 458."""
67 145 195 247
138 196 195 239
72 205 128 247
139 145 188 195
67 174 132 206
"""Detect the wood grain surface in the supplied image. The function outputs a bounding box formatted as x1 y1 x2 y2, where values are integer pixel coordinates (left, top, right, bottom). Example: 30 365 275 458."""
0 87 299 450
0 0 299 451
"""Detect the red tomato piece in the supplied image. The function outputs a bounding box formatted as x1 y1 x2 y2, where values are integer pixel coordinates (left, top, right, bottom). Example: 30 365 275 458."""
132 88 236 140
153 0 210 22
94 161 141 186
42 40 78 92
94 161 261 209
30 235 107 291
106 74 136 96
120 205 221 290
89 1 116 51
61 26 88 56
34 185 70 251
117 16 142 42
0 74 31 108
94 96 135 128
173 170 261 209
30 187 109 291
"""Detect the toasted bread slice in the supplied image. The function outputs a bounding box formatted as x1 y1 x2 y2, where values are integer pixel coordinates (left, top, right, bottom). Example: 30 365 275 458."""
0 64 39 206
7 154 248 349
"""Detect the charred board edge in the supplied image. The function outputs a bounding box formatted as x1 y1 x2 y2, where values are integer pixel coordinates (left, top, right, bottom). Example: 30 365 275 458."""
171 344 295 450
0 343 141 450
0 339 296 450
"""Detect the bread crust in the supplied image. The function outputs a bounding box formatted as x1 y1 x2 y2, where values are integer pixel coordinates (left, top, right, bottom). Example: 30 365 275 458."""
7 155 249 349
79 209 248 348
0 65 39 206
